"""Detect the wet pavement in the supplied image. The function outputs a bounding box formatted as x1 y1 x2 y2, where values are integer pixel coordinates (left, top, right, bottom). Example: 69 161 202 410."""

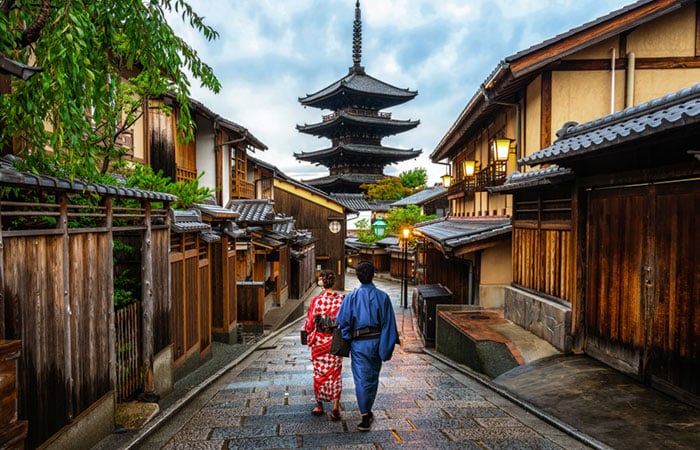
128 277 590 449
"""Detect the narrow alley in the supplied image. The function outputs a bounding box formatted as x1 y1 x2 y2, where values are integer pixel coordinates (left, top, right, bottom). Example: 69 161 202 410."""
132 277 588 449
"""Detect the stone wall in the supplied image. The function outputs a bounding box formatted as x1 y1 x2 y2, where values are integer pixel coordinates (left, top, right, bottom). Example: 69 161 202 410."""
504 286 572 352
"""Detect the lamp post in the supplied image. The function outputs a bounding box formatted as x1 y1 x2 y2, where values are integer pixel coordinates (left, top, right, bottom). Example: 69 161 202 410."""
371 216 387 238
401 226 411 309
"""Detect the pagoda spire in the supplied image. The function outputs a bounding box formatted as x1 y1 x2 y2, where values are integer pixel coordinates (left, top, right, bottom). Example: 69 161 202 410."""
351 0 363 73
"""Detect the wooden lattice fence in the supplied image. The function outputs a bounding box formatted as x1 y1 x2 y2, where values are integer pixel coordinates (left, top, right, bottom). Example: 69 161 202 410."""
115 302 141 402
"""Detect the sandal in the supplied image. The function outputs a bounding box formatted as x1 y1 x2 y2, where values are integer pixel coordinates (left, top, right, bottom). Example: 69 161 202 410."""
330 408 341 421
311 403 324 416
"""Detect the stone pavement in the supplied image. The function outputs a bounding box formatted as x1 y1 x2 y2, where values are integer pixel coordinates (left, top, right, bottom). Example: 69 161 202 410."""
125 276 591 450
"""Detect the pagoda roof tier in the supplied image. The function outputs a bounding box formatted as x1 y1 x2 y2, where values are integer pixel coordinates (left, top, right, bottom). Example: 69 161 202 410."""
302 172 385 194
294 143 421 165
297 111 419 139
299 66 417 111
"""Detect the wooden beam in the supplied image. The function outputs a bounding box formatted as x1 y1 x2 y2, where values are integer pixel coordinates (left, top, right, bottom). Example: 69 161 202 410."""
509 0 682 77
554 56 700 71
540 72 552 150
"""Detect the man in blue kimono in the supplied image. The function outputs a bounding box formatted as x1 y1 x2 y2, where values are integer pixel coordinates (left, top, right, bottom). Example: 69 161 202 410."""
336 261 400 431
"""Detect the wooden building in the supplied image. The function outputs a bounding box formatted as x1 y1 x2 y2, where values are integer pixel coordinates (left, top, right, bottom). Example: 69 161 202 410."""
494 82 700 406
248 156 351 291
391 185 449 218
294 1 421 194
428 0 700 354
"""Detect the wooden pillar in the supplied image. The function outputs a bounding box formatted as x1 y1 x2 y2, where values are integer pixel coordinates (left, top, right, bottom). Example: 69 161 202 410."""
0 200 4 339
105 197 116 392
141 201 155 395
59 193 74 418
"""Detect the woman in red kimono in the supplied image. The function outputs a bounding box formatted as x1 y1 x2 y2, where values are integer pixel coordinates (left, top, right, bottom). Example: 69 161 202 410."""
304 270 344 420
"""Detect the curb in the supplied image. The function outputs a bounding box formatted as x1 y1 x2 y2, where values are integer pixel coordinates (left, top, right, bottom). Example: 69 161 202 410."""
121 317 306 450
423 349 613 450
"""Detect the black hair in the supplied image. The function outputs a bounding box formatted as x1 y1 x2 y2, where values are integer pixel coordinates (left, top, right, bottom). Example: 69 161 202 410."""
320 270 336 289
355 261 375 284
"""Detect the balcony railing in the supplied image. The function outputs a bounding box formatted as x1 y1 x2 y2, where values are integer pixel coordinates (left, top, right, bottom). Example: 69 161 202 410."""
475 161 507 189
446 177 476 197
232 180 255 199
322 108 392 122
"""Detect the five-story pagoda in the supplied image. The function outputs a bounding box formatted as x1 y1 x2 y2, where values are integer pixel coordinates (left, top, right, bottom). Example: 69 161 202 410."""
295 0 421 194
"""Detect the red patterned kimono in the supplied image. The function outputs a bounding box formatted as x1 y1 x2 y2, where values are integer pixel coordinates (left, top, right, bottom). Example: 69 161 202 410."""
305 290 344 402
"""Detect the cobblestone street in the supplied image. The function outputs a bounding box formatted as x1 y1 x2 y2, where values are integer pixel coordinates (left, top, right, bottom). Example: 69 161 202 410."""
135 277 589 449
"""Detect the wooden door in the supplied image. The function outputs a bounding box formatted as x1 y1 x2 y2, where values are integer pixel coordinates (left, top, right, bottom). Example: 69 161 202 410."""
647 180 700 401
586 186 648 376
586 180 700 402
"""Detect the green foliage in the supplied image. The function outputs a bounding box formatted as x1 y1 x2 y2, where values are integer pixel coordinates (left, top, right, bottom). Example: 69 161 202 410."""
386 205 436 237
113 238 139 308
361 177 413 201
125 164 214 209
399 167 427 189
355 218 381 245
0 0 221 182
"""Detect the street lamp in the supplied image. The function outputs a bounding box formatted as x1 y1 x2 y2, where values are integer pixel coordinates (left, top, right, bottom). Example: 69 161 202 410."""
371 216 387 238
401 226 411 309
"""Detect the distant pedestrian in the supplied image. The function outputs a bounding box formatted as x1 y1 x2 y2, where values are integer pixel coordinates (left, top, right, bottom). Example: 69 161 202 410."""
336 261 400 431
304 270 344 421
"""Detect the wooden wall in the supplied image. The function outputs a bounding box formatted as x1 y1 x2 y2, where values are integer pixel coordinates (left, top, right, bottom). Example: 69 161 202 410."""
3 232 113 448
273 188 346 290
170 232 211 367
425 246 475 305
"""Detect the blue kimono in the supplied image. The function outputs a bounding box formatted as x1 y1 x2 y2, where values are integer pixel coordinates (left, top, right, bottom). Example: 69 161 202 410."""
336 282 400 415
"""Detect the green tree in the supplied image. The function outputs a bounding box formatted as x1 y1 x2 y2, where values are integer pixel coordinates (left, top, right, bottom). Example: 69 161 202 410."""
399 167 427 189
0 0 220 182
386 204 435 235
361 177 413 201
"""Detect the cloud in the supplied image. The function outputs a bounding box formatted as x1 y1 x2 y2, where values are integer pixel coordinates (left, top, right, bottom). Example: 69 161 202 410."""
169 0 633 186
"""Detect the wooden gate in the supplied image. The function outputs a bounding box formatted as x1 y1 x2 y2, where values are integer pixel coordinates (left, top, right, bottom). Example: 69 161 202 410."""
586 180 700 402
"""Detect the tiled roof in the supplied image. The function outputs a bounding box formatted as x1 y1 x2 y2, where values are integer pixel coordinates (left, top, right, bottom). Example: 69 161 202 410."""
170 208 212 234
300 70 416 106
521 82 700 166
415 217 511 252
273 218 295 237
303 173 384 188
195 203 239 221
226 199 276 224
331 193 371 211
294 143 421 162
297 112 419 136
369 200 393 212
488 166 573 193
392 185 447 206
0 155 177 201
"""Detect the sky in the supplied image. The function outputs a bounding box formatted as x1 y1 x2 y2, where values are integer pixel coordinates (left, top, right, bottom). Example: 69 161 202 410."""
168 0 634 186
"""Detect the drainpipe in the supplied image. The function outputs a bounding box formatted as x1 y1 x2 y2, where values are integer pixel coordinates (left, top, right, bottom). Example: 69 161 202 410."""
466 259 475 305
610 47 616 114
626 52 636 108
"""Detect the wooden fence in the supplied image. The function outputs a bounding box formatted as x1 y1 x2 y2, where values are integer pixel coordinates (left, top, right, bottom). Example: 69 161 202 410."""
115 302 141 402
0 177 173 448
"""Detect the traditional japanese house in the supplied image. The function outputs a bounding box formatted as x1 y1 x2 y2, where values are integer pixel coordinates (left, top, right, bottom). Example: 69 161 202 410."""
169 208 219 379
294 0 421 194
142 95 267 202
195 203 242 344
391 185 449 218
493 83 700 406
427 0 700 354
226 199 293 329
248 155 350 291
